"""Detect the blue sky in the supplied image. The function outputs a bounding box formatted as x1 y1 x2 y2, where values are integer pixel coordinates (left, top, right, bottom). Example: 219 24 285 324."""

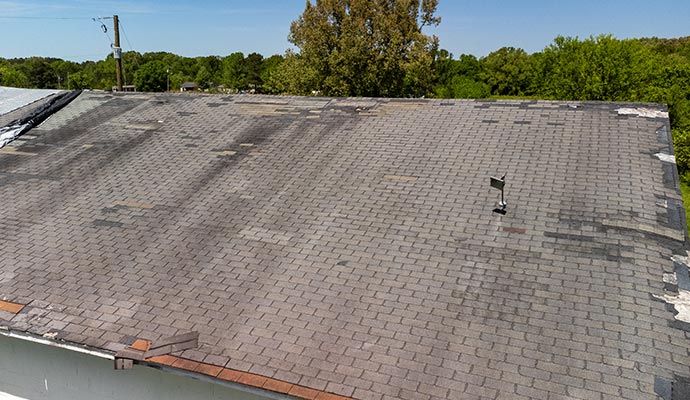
0 0 689 62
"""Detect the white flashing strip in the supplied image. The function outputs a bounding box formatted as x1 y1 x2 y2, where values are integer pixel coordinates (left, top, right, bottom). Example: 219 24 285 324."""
0 329 114 360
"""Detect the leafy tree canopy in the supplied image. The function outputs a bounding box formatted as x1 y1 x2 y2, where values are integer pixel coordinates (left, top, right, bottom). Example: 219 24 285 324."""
278 0 441 97
134 60 168 92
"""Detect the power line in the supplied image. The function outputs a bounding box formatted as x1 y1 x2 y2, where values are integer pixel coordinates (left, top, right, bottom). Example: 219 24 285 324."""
92 17 113 46
0 16 91 20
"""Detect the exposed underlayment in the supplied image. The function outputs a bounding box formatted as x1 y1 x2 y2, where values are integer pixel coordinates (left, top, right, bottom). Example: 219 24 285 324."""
0 93 688 400
616 106 670 119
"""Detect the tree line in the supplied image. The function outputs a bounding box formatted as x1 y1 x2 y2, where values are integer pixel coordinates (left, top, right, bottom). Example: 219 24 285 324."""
0 51 285 93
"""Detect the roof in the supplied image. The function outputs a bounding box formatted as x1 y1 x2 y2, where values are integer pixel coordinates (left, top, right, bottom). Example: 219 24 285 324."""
181 82 198 88
1 92 689 400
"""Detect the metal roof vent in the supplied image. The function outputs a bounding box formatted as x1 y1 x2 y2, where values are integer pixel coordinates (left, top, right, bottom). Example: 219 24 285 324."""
490 174 507 213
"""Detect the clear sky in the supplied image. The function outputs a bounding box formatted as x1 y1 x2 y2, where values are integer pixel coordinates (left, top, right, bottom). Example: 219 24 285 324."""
1 0 689 62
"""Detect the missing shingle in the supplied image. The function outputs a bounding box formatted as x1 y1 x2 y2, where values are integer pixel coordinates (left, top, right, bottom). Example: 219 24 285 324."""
513 120 531 125
482 120 498 124
503 227 526 234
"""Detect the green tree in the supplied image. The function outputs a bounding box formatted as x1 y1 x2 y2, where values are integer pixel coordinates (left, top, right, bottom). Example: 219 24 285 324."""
67 71 93 89
280 0 441 97
260 55 284 93
533 35 653 101
245 52 264 89
222 52 246 90
19 57 56 88
134 60 168 92
0 66 29 87
196 66 212 89
450 76 490 99
480 47 532 96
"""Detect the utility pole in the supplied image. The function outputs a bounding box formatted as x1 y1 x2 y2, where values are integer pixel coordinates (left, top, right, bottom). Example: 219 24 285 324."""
113 15 123 92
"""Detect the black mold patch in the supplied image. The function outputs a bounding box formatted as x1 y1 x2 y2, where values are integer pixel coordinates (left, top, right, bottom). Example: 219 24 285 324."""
513 120 531 125
547 122 565 126
482 120 499 124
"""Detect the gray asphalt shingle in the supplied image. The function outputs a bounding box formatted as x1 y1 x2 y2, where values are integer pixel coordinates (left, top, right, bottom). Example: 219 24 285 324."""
0 92 688 400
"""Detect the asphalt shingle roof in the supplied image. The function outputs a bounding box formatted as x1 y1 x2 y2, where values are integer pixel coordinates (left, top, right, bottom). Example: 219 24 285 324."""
0 92 689 400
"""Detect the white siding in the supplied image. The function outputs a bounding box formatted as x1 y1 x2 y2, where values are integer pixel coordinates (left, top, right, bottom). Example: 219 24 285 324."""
0 335 273 400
